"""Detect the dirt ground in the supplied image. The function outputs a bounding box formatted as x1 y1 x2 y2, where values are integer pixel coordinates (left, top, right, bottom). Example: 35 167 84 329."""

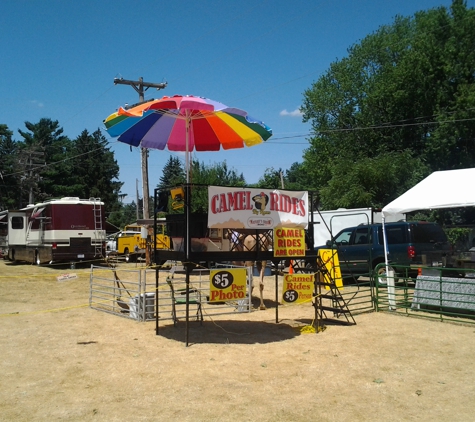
1 259 475 422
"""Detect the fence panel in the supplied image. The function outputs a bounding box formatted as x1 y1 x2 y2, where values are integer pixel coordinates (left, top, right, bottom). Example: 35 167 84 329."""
90 264 252 322
375 263 475 325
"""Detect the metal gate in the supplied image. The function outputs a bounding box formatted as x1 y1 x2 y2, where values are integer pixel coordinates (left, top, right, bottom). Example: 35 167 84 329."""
89 264 253 322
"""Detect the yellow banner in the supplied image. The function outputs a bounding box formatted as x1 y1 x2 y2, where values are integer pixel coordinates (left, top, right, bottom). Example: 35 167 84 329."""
273 227 306 258
317 249 343 289
282 273 314 304
209 268 247 302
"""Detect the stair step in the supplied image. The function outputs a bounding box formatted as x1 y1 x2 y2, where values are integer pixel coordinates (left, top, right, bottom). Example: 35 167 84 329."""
318 293 345 300
314 282 338 288
317 305 350 313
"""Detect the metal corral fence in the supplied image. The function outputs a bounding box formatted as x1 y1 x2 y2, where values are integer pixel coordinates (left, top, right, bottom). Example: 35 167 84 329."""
338 278 375 316
89 264 253 322
375 263 475 325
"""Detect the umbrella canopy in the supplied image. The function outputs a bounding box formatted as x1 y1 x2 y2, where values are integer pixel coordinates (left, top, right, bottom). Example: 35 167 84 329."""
104 95 272 152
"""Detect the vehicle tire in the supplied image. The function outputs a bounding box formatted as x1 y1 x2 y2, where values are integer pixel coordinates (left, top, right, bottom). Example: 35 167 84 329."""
376 265 398 287
124 248 130 263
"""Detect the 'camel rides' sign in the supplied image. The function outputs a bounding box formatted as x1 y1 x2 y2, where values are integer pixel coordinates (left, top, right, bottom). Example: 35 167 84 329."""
282 273 314 304
273 227 306 257
208 186 308 229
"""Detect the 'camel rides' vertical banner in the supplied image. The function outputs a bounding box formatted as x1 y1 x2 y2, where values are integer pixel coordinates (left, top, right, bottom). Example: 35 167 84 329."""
208 186 308 229
317 249 343 289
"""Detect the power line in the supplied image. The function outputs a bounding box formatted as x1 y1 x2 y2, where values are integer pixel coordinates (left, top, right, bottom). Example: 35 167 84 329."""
3 112 475 179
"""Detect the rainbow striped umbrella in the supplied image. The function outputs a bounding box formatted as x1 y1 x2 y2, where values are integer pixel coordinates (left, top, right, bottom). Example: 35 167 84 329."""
104 95 272 181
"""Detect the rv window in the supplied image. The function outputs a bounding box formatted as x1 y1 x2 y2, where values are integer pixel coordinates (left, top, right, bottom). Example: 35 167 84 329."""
11 216 24 230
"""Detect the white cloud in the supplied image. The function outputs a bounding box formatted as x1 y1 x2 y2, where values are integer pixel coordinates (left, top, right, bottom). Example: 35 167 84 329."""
280 108 302 117
30 100 44 108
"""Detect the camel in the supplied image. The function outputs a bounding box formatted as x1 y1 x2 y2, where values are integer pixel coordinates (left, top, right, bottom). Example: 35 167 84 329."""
233 232 271 310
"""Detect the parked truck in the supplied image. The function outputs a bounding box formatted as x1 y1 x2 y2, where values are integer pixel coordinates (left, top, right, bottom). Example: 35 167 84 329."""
312 207 406 248
106 220 171 262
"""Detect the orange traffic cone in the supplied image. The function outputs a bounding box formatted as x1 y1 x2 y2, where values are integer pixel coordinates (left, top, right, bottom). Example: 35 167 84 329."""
289 260 294 274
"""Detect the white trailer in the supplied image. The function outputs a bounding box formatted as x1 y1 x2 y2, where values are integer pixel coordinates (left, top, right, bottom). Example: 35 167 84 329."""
312 207 405 247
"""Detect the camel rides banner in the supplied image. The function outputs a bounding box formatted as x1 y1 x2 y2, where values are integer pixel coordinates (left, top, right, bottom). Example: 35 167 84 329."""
208 186 308 229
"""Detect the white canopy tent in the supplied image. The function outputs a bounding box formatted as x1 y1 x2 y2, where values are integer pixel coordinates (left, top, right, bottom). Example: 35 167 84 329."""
381 168 475 308
382 168 475 217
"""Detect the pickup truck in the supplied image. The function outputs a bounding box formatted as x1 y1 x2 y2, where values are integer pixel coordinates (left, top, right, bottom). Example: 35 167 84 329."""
106 224 170 262
316 221 451 285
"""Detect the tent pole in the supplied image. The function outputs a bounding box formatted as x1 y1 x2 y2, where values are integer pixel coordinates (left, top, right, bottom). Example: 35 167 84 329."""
382 215 396 310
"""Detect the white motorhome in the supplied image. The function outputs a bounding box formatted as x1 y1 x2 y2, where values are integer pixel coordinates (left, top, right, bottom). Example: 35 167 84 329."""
6 197 106 264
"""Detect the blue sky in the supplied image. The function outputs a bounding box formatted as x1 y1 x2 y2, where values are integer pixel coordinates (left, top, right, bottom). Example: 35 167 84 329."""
1 0 472 204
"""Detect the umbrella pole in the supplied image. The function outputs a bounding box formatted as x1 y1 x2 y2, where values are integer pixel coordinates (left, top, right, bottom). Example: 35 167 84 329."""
185 116 190 184
185 116 190 261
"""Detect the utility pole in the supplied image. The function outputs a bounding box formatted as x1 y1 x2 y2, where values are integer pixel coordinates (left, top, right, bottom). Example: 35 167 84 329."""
23 148 45 205
113 77 167 219
136 178 140 221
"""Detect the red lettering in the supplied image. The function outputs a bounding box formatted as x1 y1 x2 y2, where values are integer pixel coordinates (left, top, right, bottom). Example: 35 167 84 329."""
236 192 244 210
226 192 236 210
300 199 306 216
270 192 279 211
211 195 219 214
292 197 299 215
211 289 245 301
218 193 229 212
245 191 253 210
282 195 292 213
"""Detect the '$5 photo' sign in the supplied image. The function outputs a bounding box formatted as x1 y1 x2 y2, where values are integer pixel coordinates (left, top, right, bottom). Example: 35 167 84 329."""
209 268 247 302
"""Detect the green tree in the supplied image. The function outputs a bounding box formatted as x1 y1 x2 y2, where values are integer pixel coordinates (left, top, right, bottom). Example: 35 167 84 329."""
255 167 285 189
157 156 185 189
18 118 72 201
301 0 475 210
107 202 138 229
189 160 246 212
72 129 122 212
319 152 429 209
153 156 186 215
255 164 311 191
0 125 20 209
285 162 311 190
